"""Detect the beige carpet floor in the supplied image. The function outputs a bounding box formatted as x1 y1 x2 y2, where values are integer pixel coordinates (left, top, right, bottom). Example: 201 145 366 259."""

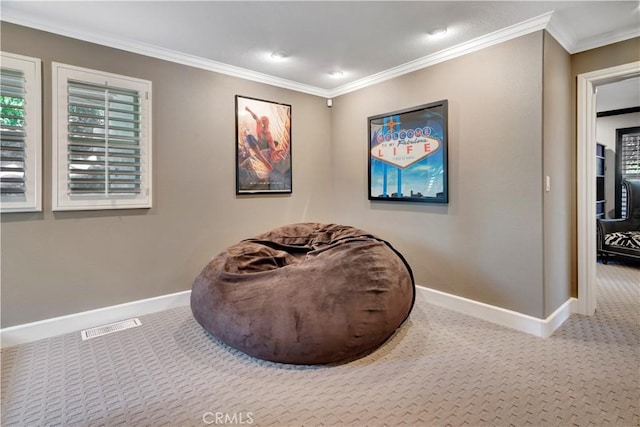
1 262 638 426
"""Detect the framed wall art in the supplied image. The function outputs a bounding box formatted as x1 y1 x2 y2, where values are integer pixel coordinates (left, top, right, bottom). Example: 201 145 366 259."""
368 100 448 203
235 95 292 194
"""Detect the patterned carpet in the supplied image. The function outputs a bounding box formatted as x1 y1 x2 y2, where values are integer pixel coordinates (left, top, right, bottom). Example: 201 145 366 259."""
1 262 638 426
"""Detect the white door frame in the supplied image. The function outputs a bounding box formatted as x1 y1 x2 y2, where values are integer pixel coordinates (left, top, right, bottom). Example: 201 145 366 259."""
576 61 640 316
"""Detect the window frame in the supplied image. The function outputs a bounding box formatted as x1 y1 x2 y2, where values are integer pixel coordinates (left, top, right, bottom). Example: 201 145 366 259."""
52 62 152 211
614 126 640 218
0 51 42 213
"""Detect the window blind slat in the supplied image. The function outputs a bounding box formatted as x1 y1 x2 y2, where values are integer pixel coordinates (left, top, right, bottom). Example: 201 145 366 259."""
1 128 26 136
0 182 25 194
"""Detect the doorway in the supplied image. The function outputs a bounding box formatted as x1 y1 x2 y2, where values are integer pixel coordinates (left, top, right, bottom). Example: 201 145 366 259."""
576 61 640 316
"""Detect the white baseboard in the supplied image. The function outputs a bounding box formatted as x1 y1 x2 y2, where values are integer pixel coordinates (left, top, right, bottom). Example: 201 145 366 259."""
1 286 577 348
417 286 577 338
0 290 191 348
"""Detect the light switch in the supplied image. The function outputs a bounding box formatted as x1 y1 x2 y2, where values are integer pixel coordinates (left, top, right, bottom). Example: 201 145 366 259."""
545 176 551 192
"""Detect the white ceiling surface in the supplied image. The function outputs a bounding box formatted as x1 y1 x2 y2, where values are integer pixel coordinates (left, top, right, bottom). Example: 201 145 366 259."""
1 1 639 97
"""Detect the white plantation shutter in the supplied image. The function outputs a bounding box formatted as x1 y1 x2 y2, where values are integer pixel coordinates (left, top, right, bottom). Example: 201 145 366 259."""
0 52 41 213
619 131 640 218
1 69 26 195
53 63 152 210
67 80 142 195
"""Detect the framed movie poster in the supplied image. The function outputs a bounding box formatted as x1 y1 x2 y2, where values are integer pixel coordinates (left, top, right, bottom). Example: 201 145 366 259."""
368 100 448 203
235 95 292 194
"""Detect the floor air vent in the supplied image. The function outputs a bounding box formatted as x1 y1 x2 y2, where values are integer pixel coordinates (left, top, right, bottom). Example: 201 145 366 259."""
81 318 142 340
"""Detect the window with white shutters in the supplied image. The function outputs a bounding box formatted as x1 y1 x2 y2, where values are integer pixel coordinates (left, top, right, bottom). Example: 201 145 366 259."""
52 63 152 211
0 52 42 213
615 127 640 219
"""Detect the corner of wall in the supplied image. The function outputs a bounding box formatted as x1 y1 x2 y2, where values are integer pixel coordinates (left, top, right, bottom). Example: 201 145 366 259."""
542 30 575 318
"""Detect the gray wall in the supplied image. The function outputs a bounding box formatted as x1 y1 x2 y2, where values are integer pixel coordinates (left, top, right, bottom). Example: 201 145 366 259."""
571 37 640 78
542 32 574 317
0 23 333 327
330 32 546 318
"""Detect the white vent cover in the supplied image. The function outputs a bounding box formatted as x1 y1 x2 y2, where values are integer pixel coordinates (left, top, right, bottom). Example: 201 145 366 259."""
81 318 141 340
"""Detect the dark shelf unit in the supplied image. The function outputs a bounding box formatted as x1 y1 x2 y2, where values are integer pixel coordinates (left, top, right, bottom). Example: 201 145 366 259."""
596 143 606 219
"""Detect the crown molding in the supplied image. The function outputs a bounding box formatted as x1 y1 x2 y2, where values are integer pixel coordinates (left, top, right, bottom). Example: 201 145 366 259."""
545 13 575 53
6 8 634 99
546 12 640 55
571 27 640 54
0 11 328 97
326 11 554 98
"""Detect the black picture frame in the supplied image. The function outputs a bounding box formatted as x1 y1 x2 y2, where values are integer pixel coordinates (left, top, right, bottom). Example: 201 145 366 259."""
235 95 292 194
368 100 448 203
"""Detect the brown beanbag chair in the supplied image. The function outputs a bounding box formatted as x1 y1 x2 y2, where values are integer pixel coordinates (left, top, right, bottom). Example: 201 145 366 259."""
190 223 415 364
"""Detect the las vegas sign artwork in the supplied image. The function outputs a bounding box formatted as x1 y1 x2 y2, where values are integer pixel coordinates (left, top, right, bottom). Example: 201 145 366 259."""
371 124 440 169
368 100 448 203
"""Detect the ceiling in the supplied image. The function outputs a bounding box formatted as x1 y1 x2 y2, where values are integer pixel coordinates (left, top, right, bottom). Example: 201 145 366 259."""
1 1 639 97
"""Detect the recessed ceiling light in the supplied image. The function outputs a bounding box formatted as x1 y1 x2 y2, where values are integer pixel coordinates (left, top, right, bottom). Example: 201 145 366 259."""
329 71 344 78
270 51 287 61
427 27 448 38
